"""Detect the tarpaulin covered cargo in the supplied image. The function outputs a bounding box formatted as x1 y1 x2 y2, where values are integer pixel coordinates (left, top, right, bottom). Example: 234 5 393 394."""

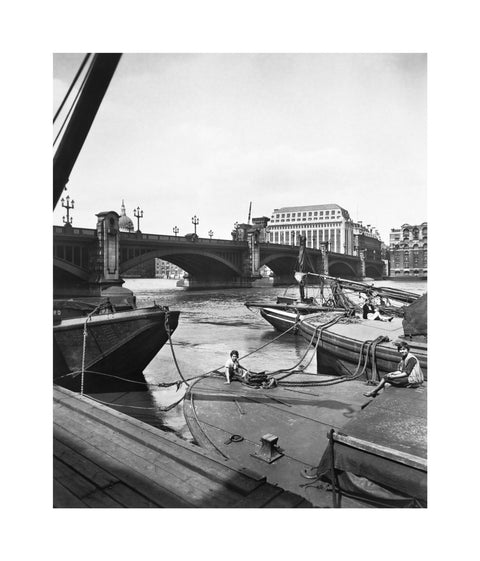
315 385 427 507
403 293 427 336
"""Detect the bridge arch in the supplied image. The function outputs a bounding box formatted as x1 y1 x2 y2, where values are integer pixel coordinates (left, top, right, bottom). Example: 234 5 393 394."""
120 248 244 277
53 257 90 281
328 260 357 279
365 264 384 279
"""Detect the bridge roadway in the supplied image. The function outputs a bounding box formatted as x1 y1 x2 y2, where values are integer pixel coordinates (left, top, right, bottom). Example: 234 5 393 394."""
53 224 383 294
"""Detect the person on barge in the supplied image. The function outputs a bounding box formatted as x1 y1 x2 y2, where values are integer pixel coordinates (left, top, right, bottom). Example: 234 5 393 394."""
364 341 424 397
362 299 393 322
224 350 247 384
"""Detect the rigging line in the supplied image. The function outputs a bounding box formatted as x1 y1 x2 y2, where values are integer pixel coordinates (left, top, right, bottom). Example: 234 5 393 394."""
85 393 184 412
53 54 95 148
271 321 324 379
53 53 91 124
54 368 152 386
275 315 343 379
54 368 213 389
187 379 229 460
165 311 190 387
236 320 299 362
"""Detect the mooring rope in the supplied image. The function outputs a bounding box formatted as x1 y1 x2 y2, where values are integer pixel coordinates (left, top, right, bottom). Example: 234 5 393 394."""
187 377 229 460
278 335 390 388
164 310 190 387
79 303 108 396
272 315 345 381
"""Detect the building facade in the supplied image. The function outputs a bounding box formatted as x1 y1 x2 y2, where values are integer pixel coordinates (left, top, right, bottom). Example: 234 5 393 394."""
266 204 382 256
155 259 185 279
388 222 427 278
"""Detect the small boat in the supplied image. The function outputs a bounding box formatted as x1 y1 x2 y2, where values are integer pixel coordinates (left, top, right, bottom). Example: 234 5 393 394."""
297 293 428 380
54 296 180 393
257 305 343 333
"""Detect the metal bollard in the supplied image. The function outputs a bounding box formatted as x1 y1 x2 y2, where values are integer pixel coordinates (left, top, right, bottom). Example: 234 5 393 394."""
251 433 284 464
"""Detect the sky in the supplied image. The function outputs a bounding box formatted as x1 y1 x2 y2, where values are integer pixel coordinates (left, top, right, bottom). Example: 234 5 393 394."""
53 53 426 243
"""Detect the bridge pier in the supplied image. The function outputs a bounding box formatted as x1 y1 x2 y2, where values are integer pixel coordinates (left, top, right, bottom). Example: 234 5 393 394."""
89 211 126 293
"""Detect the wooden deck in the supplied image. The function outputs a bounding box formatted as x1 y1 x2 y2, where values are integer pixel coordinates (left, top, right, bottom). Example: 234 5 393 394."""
53 385 312 508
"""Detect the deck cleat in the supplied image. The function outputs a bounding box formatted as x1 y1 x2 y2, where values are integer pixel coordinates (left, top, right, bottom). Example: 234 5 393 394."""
251 433 284 464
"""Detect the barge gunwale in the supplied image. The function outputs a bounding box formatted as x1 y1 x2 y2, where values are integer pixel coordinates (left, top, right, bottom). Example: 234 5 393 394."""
298 313 428 379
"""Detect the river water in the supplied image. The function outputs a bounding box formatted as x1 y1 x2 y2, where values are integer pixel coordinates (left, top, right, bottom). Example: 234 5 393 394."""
92 277 427 442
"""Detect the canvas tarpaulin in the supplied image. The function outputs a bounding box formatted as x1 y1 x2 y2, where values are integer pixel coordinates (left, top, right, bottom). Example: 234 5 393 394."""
403 293 427 336
315 385 427 506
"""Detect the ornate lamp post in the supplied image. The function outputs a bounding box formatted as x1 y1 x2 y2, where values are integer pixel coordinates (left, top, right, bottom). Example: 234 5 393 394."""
134 206 143 232
173 225 179 237
208 229 213 240
192 215 199 235
61 194 74 225
232 221 240 241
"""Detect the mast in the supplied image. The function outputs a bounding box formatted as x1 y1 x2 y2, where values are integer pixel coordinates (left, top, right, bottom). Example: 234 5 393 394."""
247 201 252 224
296 234 307 301
53 53 122 209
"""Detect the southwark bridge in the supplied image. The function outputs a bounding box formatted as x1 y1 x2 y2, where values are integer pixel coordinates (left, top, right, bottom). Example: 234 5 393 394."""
53 211 384 297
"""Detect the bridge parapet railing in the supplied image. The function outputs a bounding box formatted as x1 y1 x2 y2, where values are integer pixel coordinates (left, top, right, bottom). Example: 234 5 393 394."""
53 226 96 236
119 232 247 246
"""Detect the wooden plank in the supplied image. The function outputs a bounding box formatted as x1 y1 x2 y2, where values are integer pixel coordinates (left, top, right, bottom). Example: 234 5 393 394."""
264 490 308 508
54 403 244 505
54 412 243 507
54 438 157 508
103 482 159 508
53 480 87 508
333 432 427 470
54 413 218 502
54 438 119 489
54 387 264 494
294 498 314 508
54 423 192 508
232 483 284 508
54 458 123 508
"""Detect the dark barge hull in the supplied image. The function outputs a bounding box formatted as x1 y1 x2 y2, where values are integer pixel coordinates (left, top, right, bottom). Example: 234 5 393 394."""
257 306 345 333
53 307 180 392
298 314 428 380
259 307 300 332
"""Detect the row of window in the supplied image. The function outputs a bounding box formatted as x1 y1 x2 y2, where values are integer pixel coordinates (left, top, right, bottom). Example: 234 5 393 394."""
392 270 427 276
391 227 427 241
269 222 342 229
269 228 343 252
273 209 341 218
392 244 427 250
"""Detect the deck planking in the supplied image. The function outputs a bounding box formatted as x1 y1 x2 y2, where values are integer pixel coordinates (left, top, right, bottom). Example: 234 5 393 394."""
53 385 310 508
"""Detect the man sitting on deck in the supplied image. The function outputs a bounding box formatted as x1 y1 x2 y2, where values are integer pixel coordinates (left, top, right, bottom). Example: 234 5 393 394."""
362 298 393 322
364 341 424 398
224 350 247 384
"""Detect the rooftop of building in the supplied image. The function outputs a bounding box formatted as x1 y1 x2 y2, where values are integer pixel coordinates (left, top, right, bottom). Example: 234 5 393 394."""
272 203 346 213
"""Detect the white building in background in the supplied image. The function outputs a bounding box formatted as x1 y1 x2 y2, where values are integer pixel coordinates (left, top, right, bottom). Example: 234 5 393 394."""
155 259 185 279
267 204 381 255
